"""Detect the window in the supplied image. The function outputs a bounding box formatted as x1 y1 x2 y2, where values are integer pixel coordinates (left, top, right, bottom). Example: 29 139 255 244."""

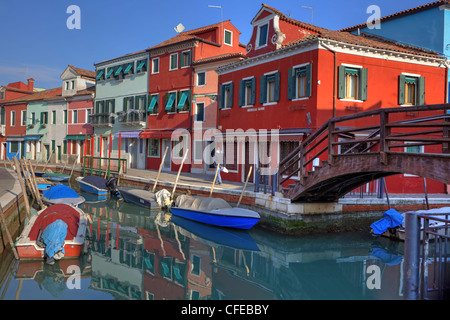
399 74 425 106
52 110 56 124
257 24 268 48
170 53 178 70
136 59 148 73
239 78 256 106
197 72 206 86
338 66 368 101
10 141 19 153
30 112 35 125
180 51 191 68
193 140 203 162
40 112 48 125
260 72 280 104
148 139 160 157
280 141 300 177
71 80 75 89
63 110 67 124
0 90 5 100
195 102 205 122
220 82 233 109
87 109 91 123
21 110 27 126
165 92 177 113
73 110 78 124
1 107 5 125
135 95 146 111
177 90 191 111
224 29 233 45
148 94 159 114
288 65 312 100
10 111 15 126
114 65 124 79
173 135 187 159
123 62 134 76
106 67 115 79
96 69 105 81
152 58 159 74
65 81 69 90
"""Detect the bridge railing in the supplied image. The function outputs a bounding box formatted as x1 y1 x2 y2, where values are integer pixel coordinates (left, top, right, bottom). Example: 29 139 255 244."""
278 104 450 191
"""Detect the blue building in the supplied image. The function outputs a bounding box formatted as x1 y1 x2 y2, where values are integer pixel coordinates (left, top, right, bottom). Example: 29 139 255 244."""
341 0 450 101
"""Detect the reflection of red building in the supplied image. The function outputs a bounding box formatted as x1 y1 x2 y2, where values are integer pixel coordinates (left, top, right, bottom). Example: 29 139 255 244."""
0 79 35 159
216 4 447 194
143 21 246 173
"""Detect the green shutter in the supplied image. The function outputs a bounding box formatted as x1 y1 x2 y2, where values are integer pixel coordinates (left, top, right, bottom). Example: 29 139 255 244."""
239 80 245 106
305 64 312 97
260 75 267 104
399 74 406 105
338 65 346 99
359 68 368 101
287 68 295 100
165 93 175 112
63 140 67 154
250 78 256 105
219 84 224 109
123 97 127 112
274 71 280 102
96 70 104 80
177 91 188 110
418 76 425 105
148 95 158 112
228 83 233 108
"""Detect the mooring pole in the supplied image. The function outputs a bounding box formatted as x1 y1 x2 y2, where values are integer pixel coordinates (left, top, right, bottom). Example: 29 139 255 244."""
403 211 421 300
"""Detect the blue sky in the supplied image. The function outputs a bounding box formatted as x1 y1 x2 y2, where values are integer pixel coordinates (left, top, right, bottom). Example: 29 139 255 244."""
0 0 436 89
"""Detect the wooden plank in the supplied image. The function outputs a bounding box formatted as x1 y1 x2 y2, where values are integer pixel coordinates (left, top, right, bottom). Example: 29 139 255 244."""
12 157 31 219
0 203 19 259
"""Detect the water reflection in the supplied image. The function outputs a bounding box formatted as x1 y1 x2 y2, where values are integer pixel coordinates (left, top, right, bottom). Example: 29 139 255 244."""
1 192 406 300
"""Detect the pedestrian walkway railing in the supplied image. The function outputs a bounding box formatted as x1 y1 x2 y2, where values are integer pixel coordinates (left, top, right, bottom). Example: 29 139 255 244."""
81 155 127 179
404 211 450 299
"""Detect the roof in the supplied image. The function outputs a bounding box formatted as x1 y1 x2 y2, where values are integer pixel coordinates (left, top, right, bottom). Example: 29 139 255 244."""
258 4 441 58
5 87 62 104
339 0 450 32
148 20 227 51
192 53 246 66
67 65 96 79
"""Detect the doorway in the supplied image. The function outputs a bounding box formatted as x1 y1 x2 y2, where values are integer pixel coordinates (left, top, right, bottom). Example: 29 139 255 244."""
162 139 171 171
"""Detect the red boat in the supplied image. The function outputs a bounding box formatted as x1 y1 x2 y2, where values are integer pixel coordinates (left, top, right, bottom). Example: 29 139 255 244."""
15 203 90 260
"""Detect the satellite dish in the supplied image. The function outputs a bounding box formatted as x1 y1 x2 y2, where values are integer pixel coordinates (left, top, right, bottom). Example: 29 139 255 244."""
174 23 185 33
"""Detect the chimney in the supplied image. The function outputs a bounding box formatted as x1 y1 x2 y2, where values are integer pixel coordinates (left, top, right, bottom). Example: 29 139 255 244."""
27 78 34 92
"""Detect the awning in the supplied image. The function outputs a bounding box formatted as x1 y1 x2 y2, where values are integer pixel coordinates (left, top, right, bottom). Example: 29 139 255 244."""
148 95 158 112
106 68 115 78
115 131 141 138
24 135 42 141
66 135 91 140
165 93 176 111
7 135 24 141
177 91 189 110
114 65 123 76
124 63 133 74
96 70 104 80
140 130 174 139
136 60 146 72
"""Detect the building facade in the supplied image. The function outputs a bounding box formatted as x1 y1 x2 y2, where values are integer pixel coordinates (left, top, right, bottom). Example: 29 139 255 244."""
216 4 447 194
93 51 149 169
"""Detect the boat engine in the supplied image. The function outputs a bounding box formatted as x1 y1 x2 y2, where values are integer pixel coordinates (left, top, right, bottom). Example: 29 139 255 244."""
106 178 121 199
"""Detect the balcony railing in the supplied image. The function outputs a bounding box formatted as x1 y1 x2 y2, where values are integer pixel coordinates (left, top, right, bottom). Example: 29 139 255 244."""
117 110 146 126
90 113 114 127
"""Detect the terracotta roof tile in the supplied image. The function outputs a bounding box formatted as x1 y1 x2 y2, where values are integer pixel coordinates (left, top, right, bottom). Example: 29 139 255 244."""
68 65 96 79
6 87 62 104
192 53 246 65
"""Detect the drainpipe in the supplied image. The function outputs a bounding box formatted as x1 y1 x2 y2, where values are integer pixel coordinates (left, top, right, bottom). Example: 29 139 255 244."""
321 42 337 118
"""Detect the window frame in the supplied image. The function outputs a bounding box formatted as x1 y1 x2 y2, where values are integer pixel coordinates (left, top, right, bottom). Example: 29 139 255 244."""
10 110 15 127
180 50 191 69
196 71 206 87
195 102 205 122
338 64 368 102
169 53 178 71
224 29 233 46
239 77 256 107
148 138 160 158
256 23 269 48
21 110 27 126
151 57 160 74
148 93 159 115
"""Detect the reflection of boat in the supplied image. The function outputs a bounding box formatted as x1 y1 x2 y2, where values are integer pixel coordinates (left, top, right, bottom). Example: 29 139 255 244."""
171 195 260 230
43 172 70 182
380 207 450 241
76 175 108 196
15 204 90 260
171 215 259 251
119 187 158 209
42 185 85 206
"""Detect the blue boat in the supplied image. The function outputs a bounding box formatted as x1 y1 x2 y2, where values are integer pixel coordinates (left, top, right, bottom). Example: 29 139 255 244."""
119 187 158 209
42 184 85 206
76 175 108 196
43 172 70 182
171 195 260 230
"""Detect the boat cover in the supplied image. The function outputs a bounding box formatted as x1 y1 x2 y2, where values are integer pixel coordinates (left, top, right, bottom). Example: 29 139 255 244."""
370 208 404 235
40 219 68 258
29 204 80 242
43 185 79 199
81 175 107 189
175 195 232 212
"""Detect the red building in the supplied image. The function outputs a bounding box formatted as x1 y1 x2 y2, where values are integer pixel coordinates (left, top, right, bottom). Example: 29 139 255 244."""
0 79 35 159
216 4 447 194
142 20 246 173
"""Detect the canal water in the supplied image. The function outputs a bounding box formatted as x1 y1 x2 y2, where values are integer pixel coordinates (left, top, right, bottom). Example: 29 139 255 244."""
0 191 406 300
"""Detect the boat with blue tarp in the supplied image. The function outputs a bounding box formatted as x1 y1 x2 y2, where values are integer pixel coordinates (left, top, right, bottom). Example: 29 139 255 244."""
42 185 85 206
76 175 108 196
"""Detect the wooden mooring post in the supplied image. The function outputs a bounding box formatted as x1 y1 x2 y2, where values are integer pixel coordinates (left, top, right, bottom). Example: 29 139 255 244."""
0 203 19 259
12 157 31 219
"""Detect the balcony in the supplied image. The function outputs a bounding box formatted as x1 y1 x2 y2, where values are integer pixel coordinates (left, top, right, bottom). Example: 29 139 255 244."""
117 110 146 126
90 113 114 127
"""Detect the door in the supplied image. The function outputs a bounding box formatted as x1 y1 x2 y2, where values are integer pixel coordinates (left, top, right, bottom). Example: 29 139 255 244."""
162 139 171 171
129 139 137 169
244 140 255 183
45 144 50 162
137 138 146 169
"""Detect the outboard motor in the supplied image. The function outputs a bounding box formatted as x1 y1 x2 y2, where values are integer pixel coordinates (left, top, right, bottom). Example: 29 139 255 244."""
106 177 121 199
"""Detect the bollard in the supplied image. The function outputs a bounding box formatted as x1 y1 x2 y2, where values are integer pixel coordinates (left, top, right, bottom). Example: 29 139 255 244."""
403 211 421 300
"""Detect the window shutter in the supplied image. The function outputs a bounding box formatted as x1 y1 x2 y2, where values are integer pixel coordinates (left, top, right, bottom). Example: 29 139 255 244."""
338 65 346 99
274 72 280 102
305 64 312 97
418 76 425 105
250 77 256 105
123 97 127 112
359 68 368 101
239 80 245 106
287 68 295 100
228 83 233 108
260 75 267 104
219 84 224 109
398 74 406 105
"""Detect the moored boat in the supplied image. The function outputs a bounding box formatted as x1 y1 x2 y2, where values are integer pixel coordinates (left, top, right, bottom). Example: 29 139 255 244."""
119 187 158 208
43 172 70 182
42 184 85 206
76 175 108 196
15 204 90 261
170 195 260 230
